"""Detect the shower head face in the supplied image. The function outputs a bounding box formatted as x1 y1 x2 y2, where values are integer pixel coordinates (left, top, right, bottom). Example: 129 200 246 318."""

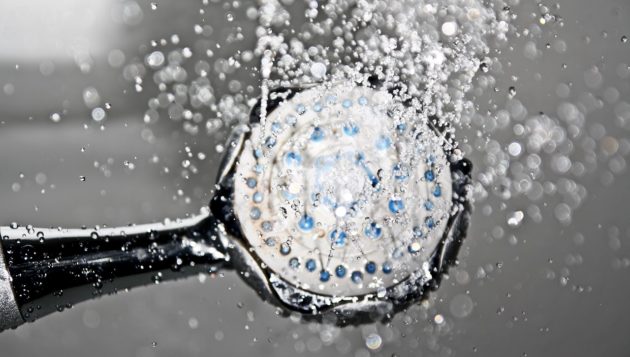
231 83 455 301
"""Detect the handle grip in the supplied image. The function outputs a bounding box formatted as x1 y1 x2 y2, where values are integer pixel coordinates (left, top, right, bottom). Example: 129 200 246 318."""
0 212 228 330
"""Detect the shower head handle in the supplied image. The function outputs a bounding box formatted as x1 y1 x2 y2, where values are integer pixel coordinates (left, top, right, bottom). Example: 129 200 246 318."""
0 213 229 331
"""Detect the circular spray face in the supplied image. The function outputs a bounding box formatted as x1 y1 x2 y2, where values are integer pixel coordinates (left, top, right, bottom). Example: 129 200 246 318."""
232 83 455 299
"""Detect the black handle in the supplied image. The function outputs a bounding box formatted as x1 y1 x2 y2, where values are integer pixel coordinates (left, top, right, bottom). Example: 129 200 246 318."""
0 212 229 324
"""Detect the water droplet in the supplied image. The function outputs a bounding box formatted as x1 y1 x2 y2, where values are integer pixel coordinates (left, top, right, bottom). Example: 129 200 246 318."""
365 333 382 350
442 21 458 36
450 294 474 318
507 211 524 227
310 62 327 79
146 51 165 68
434 314 445 324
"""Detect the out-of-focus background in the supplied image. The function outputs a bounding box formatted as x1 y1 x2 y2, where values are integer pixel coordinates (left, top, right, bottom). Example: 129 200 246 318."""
0 0 629 356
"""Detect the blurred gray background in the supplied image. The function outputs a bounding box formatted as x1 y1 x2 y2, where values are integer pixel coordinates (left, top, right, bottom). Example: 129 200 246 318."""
0 0 629 356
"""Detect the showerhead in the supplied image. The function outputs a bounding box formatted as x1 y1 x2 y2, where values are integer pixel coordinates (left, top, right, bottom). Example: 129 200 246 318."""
0 81 471 330
211 81 472 324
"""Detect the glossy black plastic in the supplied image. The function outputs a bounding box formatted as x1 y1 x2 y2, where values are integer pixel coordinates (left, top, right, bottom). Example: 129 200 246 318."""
1 215 227 321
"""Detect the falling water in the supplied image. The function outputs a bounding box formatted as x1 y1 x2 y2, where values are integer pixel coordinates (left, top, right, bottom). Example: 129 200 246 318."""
112 0 629 354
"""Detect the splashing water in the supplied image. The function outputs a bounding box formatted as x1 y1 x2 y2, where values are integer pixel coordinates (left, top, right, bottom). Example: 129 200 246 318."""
117 0 630 351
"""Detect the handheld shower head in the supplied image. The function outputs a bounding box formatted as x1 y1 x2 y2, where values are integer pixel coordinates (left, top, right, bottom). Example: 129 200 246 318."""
0 81 471 330
211 81 472 324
